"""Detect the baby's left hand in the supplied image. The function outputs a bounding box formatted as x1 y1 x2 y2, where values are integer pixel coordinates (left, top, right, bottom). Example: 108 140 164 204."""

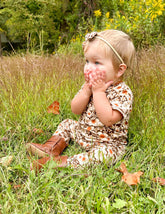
90 69 113 93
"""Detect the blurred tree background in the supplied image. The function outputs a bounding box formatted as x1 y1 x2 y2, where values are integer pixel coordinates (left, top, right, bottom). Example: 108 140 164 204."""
0 0 165 54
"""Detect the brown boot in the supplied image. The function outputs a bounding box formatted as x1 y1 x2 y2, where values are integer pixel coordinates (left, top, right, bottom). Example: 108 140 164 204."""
30 155 68 172
26 135 68 158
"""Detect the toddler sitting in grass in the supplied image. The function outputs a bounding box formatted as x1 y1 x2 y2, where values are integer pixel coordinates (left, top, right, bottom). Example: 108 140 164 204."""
26 29 135 171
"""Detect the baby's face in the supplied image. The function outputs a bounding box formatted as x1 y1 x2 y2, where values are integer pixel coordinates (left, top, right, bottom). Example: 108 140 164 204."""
84 41 118 84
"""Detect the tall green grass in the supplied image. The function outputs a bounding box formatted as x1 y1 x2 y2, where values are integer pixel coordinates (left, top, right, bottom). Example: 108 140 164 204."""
0 48 164 213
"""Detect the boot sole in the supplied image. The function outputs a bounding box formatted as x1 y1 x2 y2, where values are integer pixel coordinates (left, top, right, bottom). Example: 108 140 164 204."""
26 143 49 158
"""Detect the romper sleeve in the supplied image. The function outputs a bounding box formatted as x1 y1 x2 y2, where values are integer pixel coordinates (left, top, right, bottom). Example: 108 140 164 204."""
106 83 133 119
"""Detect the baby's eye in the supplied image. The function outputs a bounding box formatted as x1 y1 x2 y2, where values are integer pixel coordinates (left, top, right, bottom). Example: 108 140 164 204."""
86 59 89 63
95 61 100 65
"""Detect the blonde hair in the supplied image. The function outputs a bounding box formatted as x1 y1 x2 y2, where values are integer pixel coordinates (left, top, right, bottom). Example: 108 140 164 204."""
83 30 135 72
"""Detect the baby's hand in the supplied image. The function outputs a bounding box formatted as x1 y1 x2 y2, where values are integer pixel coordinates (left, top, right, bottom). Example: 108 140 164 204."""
84 68 102 86
90 69 113 92
90 69 106 92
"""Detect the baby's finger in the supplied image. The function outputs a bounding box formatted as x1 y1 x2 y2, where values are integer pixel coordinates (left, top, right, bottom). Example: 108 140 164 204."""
100 70 106 80
106 80 114 88
91 72 97 80
84 72 88 79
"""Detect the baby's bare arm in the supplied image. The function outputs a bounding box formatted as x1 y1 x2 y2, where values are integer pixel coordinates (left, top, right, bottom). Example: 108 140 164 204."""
71 83 92 115
91 70 123 126
93 91 123 126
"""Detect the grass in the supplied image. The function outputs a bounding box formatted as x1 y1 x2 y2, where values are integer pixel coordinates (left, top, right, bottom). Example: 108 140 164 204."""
0 47 165 213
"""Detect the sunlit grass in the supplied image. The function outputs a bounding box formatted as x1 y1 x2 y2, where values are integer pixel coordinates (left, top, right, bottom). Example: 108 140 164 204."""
0 47 165 213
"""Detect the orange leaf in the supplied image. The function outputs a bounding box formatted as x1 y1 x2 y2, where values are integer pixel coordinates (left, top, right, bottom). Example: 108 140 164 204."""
122 171 143 186
47 101 60 114
10 182 22 189
116 163 143 186
116 162 128 174
152 177 165 186
13 184 22 189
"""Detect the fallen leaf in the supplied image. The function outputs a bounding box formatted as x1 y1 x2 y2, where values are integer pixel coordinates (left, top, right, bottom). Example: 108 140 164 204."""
32 128 44 134
116 162 128 174
116 163 143 186
121 171 143 186
112 199 127 209
152 177 165 186
13 184 22 189
0 155 13 166
9 182 22 189
47 101 60 114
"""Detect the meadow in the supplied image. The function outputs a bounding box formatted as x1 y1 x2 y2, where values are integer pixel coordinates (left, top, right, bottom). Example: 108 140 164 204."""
0 46 165 213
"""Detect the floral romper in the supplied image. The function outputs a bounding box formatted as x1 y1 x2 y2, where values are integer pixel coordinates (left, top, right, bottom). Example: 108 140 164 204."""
53 81 133 168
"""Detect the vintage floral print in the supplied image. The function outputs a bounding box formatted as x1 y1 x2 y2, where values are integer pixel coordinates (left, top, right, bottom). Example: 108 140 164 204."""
53 81 133 168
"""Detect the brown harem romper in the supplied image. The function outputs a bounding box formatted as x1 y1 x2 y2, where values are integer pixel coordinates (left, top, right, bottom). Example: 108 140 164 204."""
53 81 133 168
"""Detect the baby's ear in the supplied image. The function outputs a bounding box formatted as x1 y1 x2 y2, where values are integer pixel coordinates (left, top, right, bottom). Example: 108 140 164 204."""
117 64 127 78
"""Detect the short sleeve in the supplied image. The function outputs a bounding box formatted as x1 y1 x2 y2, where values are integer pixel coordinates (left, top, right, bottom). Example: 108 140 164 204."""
107 83 133 119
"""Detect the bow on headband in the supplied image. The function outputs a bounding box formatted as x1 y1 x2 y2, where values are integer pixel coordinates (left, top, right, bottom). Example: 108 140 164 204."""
85 32 97 41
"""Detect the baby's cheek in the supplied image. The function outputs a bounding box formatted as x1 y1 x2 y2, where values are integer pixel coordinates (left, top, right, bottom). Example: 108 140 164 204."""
84 69 91 75
89 73 92 80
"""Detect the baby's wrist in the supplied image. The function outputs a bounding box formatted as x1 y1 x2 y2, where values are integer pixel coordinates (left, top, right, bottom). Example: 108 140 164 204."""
92 84 106 93
93 90 105 95
83 83 92 97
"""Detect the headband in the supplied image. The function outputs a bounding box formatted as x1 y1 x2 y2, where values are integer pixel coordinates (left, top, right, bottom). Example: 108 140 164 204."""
85 32 125 64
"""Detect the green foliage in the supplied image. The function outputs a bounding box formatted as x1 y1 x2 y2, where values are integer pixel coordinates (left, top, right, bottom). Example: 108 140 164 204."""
0 0 100 53
0 0 63 52
100 0 165 47
64 0 165 54
1 0 164 54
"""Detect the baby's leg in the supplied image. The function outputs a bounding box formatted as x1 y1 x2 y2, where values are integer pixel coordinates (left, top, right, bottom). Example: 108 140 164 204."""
66 144 125 168
53 119 78 144
26 119 77 157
